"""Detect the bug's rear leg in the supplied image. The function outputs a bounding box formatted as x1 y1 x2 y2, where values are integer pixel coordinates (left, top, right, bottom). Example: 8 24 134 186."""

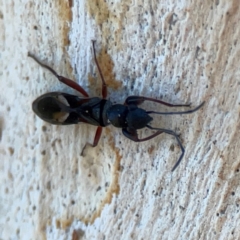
81 126 103 156
124 96 191 107
92 41 108 99
28 53 89 97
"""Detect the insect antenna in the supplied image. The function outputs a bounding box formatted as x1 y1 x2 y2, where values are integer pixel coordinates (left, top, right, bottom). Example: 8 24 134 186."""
146 101 205 116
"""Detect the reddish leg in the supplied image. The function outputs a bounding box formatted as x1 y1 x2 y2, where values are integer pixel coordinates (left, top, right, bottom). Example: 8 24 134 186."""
122 128 163 142
81 126 103 156
124 96 191 107
92 41 108 99
28 52 89 97
146 125 185 171
123 126 184 171
91 126 103 147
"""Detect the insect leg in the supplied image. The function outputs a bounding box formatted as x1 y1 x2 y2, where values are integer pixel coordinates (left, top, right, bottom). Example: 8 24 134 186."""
122 128 163 142
122 126 184 171
92 41 108 99
28 52 89 97
81 126 103 156
146 125 185 171
91 126 103 147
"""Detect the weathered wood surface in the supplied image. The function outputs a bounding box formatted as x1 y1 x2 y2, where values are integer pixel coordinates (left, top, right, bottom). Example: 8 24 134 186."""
0 0 240 239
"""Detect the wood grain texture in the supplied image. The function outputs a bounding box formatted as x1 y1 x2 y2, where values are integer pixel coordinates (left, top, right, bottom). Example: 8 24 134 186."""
0 0 240 239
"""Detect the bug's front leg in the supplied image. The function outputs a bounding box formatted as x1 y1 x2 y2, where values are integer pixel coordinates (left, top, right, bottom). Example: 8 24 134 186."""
123 126 185 171
122 128 163 142
146 125 185 171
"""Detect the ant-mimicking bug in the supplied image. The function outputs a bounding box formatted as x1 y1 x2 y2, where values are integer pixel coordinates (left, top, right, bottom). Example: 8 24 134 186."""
28 41 204 171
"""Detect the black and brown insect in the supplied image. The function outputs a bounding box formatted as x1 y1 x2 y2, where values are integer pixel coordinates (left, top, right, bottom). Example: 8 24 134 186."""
28 41 204 171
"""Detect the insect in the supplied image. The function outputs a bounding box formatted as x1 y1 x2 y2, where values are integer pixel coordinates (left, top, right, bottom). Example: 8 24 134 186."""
28 41 204 171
